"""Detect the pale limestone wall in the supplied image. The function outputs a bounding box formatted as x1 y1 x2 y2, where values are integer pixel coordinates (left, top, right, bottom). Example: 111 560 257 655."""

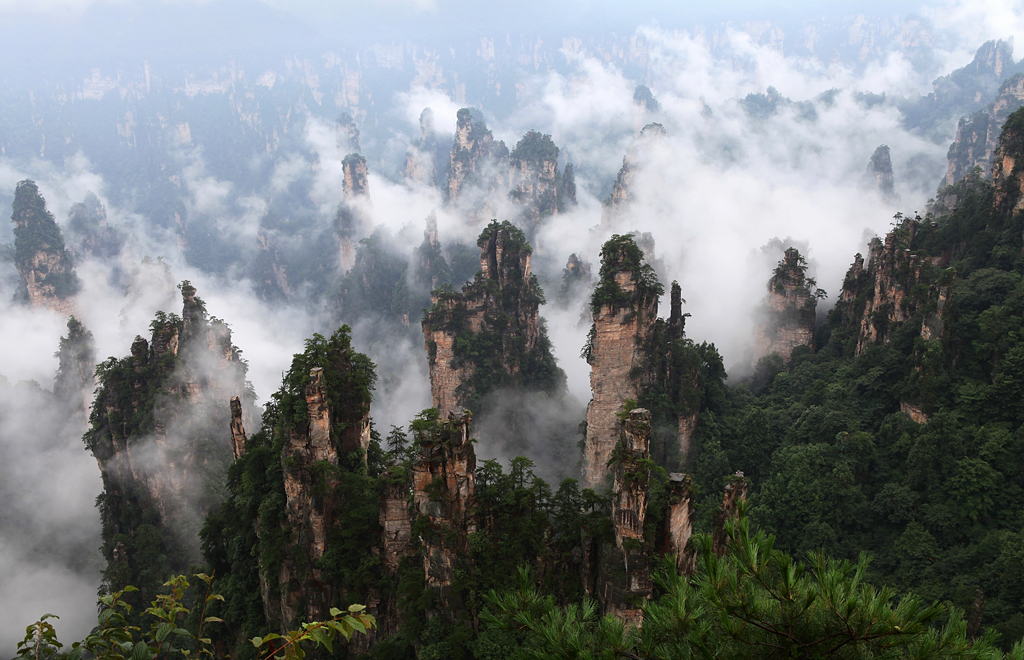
583 270 656 488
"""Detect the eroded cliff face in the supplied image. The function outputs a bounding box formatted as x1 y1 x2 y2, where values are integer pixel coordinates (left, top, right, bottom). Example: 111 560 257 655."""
754 247 818 365
229 396 246 460
992 106 1024 215
662 473 695 575
411 410 476 614
273 366 372 625
836 221 953 357
945 74 1024 187
446 108 509 220
422 220 561 414
87 283 253 597
590 410 703 625
583 239 659 488
599 408 653 626
11 179 79 315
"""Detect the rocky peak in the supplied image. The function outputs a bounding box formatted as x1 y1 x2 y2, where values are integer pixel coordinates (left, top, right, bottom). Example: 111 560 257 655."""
53 316 96 418
863 144 898 203
633 85 660 113
931 39 1018 116
342 153 369 199
508 130 565 228
67 192 123 260
753 247 819 365
563 162 578 207
422 220 562 415
404 108 439 186
446 108 509 216
557 252 592 306
11 179 79 314
602 124 667 227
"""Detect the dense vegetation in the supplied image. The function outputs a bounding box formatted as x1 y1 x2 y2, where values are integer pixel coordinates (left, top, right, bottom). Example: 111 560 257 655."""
201 327 378 659
84 284 246 618
682 163 1024 646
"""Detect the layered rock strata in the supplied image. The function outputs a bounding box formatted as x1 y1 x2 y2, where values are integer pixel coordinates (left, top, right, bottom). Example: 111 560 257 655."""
753 247 818 364
583 237 659 488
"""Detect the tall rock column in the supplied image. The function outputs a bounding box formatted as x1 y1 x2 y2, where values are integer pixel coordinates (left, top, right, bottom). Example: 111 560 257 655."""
599 408 653 626
337 153 371 272
54 316 97 418
411 410 476 615
277 367 344 624
583 235 660 488
712 473 748 557
11 179 79 314
508 130 563 229
662 473 695 575
404 108 438 186
753 247 818 365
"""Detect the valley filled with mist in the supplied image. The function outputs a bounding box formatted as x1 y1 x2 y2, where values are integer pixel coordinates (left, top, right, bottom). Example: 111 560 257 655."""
5 0 1024 657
